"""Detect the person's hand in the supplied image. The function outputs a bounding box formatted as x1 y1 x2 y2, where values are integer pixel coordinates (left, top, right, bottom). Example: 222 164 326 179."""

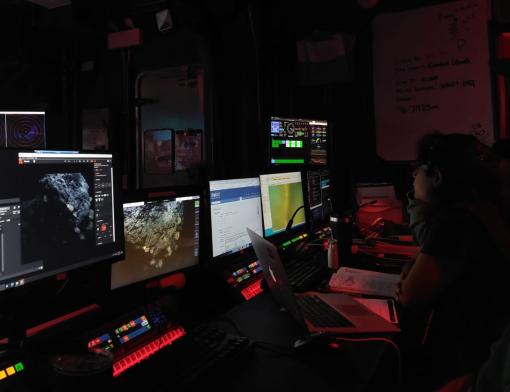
396 259 415 299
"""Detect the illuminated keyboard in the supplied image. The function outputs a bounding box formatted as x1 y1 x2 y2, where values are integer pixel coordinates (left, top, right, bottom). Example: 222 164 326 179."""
112 326 185 377
116 324 252 388
240 278 263 300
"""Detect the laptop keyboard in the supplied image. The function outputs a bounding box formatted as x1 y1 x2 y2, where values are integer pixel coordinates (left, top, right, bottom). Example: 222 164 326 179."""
296 295 354 328
285 252 328 291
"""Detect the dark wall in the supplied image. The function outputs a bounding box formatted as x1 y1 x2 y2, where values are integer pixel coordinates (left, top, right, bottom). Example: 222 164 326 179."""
0 0 452 200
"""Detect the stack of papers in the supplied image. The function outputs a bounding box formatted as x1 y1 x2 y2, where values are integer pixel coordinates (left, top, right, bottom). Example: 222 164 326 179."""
328 267 400 298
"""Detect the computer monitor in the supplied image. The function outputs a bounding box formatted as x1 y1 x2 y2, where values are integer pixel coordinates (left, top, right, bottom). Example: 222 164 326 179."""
111 194 200 290
0 111 46 148
0 150 124 291
269 117 327 165
306 169 332 227
209 177 263 258
259 172 306 237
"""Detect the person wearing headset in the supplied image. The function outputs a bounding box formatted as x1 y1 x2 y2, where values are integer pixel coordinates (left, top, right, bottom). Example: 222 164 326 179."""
397 133 510 390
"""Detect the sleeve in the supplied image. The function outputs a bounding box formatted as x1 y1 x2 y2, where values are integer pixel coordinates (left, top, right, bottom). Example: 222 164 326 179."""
406 191 427 246
421 208 479 281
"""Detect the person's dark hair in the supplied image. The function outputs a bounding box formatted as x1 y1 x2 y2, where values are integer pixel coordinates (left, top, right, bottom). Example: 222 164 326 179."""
416 132 500 217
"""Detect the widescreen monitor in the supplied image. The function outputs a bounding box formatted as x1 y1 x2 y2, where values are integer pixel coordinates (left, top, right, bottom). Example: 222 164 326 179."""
111 194 200 290
0 150 124 291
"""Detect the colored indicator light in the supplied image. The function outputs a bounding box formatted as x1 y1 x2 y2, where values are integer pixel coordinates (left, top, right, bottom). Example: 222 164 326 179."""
6 367 15 376
14 363 23 372
272 159 305 164
0 371 6 380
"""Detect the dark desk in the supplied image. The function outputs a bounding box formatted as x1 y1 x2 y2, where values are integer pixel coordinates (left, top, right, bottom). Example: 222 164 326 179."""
191 293 397 392
113 292 399 392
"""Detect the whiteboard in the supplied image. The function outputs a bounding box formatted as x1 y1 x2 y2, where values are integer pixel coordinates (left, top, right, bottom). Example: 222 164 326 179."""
373 0 494 161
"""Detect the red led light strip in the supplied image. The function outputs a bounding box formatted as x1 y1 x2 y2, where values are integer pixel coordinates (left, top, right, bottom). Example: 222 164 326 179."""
241 279 263 300
113 326 185 377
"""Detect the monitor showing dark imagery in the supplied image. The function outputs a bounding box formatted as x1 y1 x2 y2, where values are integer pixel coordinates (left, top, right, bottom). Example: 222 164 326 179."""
2 112 46 149
111 195 200 290
0 150 124 291
20 165 95 266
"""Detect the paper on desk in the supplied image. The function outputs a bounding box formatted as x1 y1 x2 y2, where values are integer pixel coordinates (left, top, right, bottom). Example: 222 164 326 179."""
353 298 399 324
328 267 400 298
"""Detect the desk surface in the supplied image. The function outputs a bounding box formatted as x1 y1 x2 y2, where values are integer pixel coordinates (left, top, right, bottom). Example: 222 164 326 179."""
215 293 397 392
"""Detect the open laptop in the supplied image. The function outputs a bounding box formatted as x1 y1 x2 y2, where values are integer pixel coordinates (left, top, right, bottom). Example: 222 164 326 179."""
247 229 400 337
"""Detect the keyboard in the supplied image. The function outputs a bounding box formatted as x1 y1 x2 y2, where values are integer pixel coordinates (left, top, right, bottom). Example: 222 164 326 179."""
170 324 251 385
296 295 353 328
285 251 329 291
116 323 251 389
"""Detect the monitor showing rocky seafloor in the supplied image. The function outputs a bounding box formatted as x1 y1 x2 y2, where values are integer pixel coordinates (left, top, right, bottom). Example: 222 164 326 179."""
0 150 125 291
111 195 200 290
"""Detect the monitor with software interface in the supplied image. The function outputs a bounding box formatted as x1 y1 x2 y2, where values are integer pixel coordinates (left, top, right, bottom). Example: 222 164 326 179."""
0 150 124 291
209 177 263 258
269 117 327 165
306 169 332 226
111 194 200 290
259 172 306 237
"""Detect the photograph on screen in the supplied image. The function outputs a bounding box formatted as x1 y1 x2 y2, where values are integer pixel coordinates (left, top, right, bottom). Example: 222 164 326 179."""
4 111 46 149
260 172 306 237
111 196 200 290
174 130 202 171
144 129 173 175
210 177 263 258
19 163 96 268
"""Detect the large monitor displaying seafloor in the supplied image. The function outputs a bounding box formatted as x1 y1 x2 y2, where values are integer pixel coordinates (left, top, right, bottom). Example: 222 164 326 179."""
111 195 200 290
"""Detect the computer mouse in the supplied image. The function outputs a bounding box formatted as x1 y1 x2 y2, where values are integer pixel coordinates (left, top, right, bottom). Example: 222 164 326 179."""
293 332 332 352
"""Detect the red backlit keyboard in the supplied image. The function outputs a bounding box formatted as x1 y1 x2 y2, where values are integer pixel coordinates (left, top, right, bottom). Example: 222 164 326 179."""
241 279 263 300
113 326 185 377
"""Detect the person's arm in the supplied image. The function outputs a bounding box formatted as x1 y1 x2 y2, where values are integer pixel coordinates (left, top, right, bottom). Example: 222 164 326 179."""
397 252 448 308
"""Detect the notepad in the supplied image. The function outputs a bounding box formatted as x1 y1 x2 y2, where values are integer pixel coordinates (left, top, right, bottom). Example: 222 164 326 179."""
328 267 400 298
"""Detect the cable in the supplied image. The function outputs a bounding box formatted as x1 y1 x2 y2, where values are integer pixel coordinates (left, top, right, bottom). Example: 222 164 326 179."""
286 205 305 232
333 337 402 386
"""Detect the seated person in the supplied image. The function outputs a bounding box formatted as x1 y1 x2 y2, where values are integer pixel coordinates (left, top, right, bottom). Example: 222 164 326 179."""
397 133 510 390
